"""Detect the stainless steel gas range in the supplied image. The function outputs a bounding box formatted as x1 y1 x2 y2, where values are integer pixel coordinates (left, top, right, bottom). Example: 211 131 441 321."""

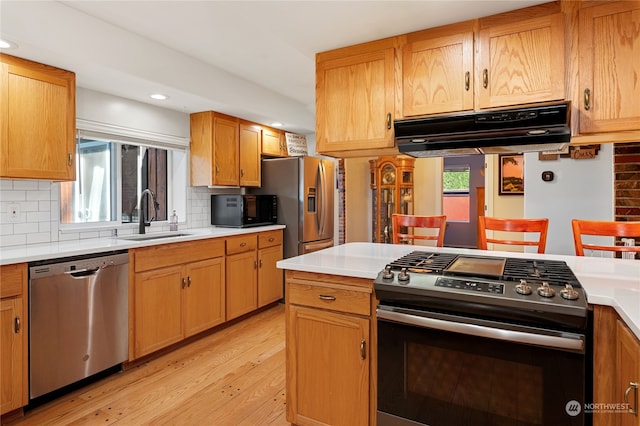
374 250 592 426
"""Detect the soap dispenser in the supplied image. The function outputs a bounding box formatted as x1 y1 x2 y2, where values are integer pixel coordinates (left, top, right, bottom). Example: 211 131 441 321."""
169 210 178 231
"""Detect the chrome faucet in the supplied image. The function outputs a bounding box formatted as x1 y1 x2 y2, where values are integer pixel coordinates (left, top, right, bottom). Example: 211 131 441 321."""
138 189 158 234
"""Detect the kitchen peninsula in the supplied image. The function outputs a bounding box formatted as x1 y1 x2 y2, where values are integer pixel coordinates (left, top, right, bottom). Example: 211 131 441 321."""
279 242 640 426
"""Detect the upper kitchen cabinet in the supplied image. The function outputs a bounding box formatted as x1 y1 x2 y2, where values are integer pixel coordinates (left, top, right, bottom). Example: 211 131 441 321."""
0 54 75 180
190 111 240 186
261 126 288 157
578 1 640 135
316 38 397 158
402 22 475 117
475 5 565 109
239 121 261 187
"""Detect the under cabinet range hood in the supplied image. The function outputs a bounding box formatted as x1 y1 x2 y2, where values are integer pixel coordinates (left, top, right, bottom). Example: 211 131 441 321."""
395 102 571 158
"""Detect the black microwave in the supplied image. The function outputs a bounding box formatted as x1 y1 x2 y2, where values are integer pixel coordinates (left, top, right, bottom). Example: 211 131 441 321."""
211 194 277 228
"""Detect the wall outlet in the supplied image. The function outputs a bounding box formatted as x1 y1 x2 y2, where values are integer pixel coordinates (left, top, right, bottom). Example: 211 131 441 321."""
7 204 20 223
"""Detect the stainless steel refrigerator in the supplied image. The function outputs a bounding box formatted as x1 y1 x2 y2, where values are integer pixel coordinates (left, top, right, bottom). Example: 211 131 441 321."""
253 156 334 259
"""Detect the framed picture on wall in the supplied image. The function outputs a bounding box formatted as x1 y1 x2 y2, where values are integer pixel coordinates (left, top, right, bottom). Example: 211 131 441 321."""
499 154 524 195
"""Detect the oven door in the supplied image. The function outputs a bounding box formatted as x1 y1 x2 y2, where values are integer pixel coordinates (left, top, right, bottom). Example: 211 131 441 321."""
377 305 590 426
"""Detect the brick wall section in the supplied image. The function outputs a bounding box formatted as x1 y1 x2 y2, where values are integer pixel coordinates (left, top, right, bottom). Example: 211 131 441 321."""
614 142 640 254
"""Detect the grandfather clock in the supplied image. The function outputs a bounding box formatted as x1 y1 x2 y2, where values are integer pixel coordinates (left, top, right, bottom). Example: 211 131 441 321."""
370 156 415 243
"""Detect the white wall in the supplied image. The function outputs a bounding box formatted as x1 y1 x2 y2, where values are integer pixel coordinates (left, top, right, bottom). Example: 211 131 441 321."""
524 145 614 255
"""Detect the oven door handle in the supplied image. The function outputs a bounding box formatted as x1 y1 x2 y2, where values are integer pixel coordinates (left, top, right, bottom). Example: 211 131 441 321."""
377 308 585 352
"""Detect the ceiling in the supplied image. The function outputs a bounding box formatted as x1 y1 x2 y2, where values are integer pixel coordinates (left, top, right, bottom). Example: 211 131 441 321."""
0 0 546 135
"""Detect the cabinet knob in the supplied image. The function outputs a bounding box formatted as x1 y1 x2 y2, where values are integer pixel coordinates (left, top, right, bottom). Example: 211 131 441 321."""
268 237 274 242
584 88 591 111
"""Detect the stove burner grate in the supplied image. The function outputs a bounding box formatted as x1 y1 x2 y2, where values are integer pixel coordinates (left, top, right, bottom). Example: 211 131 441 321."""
387 251 457 273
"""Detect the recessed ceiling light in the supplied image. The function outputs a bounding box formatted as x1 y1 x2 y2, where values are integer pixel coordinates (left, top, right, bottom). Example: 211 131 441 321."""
0 39 17 50
271 122 283 127
150 93 168 100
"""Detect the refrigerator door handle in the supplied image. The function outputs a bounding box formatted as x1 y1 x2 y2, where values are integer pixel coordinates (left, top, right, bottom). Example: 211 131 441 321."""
317 162 324 236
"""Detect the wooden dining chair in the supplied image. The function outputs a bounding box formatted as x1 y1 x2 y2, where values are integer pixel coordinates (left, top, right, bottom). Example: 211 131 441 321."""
478 216 549 254
571 219 640 257
392 214 447 246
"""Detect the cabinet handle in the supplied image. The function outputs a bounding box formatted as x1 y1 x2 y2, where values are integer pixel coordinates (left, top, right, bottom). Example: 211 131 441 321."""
482 69 488 89
268 237 274 242
259 259 263 268
67 153 73 166
386 113 392 130
584 88 591 111
240 168 244 177
318 294 336 301
360 339 366 360
464 71 470 91
187 276 192 287
181 277 186 289
254 260 257 269
14 316 20 333
624 382 639 415
240 242 246 247
215 165 220 175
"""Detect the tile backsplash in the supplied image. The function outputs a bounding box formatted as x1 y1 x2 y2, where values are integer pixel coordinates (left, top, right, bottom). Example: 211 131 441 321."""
0 179 214 248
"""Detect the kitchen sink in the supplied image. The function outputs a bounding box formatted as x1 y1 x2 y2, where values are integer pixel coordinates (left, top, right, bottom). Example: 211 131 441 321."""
118 232 193 241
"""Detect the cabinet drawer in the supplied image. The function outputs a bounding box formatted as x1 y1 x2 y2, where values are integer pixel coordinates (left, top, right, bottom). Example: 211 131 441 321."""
134 239 225 272
226 234 257 255
0 263 26 298
288 282 370 316
258 230 282 249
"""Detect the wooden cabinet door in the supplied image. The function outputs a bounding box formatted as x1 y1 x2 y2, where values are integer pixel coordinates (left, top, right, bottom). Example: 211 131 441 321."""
287 305 369 426
476 13 565 109
226 250 257 321
213 114 240 186
134 265 184 357
617 320 640 426
316 45 395 153
262 127 287 157
239 122 261 187
402 25 474 117
184 257 225 337
0 297 23 415
579 2 640 134
0 54 75 180
257 244 283 307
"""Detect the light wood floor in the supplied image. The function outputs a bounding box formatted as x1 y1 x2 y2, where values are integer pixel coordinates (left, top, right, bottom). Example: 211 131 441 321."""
7 304 289 426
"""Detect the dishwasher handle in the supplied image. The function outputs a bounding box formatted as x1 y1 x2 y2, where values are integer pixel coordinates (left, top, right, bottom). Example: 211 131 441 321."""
64 267 100 278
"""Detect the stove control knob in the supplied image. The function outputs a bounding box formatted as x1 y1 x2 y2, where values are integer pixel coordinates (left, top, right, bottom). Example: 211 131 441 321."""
382 265 394 280
537 282 555 298
515 279 532 295
560 284 579 300
398 268 410 283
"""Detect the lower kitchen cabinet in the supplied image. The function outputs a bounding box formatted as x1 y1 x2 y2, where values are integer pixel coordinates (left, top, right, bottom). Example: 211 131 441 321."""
258 230 283 307
617 319 640 426
593 305 640 426
285 270 376 426
226 234 258 320
0 263 28 415
131 239 225 359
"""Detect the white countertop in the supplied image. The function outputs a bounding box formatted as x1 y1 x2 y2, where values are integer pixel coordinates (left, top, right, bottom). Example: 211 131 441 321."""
0 225 285 265
278 242 640 339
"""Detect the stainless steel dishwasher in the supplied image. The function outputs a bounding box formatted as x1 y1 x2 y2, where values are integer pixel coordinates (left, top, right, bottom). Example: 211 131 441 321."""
29 250 129 399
